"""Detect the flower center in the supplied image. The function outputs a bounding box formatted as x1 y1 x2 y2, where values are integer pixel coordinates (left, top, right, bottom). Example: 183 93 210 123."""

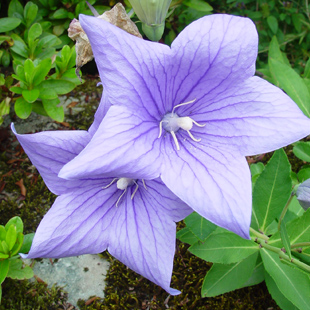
158 99 205 150
103 178 147 207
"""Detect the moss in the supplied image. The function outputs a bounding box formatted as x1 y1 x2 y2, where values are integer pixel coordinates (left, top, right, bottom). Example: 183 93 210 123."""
0 278 69 310
77 240 280 310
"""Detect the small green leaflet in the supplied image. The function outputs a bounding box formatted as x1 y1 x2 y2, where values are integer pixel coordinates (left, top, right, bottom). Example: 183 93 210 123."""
251 149 292 234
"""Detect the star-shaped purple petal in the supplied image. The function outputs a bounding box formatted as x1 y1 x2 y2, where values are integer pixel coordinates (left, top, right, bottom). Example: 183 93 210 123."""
60 13 310 238
14 119 191 294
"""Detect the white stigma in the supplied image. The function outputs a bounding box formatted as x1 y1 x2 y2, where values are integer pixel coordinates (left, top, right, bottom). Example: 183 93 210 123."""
158 99 205 150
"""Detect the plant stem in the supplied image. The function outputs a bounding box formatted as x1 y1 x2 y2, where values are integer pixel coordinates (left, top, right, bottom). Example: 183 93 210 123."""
277 194 294 231
291 242 310 249
249 227 269 241
256 237 310 273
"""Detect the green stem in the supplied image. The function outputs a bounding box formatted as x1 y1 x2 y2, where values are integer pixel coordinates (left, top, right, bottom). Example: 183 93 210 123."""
256 238 310 273
249 227 269 241
291 242 310 249
277 194 294 231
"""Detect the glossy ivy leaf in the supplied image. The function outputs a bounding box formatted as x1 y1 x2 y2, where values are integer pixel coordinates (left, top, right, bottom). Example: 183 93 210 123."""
39 79 76 95
184 212 217 241
269 209 310 248
176 227 199 245
19 233 34 254
5 216 23 234
22 89 40 103
269 58 310 118
189 231 259 264
264 272 298 310
261 248 310 310
201 252 259 297
42 98 64 122
293 141 310 163
15 96 32 119
251 149 292 234
7 259 33 280
0 17 21 33
0 260 9 284
279 221 291 260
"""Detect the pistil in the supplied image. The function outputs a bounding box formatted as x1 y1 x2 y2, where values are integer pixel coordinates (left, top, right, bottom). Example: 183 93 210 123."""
158 99 205 150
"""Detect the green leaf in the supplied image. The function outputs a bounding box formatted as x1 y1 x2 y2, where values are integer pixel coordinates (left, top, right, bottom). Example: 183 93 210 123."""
39 88 57 100
36 34 61 50
0 260 9 284
0 226 6 240
22 89 40 103
1 50 10 67
268 36 284 64
39 79 76 95
19 233 34 254
189 232 259 264
279 221 291 260
10 40 28 59
8 0 24 19
269 209 310 247
184 212 217 241
5 216 23 234
304 57 310 79
0 98 10 124
298 167 310 183
5 225 17 251
7 259 34 280
33 58 51 86
269 58 310 117
183 0 213 12
24 59 35 85
15 96 32 119
1 241 9 254
10 232 24 256
10 86 23 94
42 98 64 122
176 227 200 245
293 141 310 162
261 248 310 310
32 101 48 116
265 272 299 310
201 252 259 297
267 15 278 34
28 23 42 45
242 259 265 287
0 17 22 33
24 2 38 28
251 149 292 233
52 8 69 19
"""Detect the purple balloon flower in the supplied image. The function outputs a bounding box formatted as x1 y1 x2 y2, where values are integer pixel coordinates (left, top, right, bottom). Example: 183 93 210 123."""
59 14 310 238
14 95 191 295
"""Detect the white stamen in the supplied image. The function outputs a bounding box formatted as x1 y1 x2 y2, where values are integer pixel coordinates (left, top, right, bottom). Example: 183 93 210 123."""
116 188 127 207
142 179 147 190
177 117 193 131
171 131 180 150
158 120 163 138
102 178 117 189
187 130 201 142
172 99 196 114
192 119 206 128
131 182 139 199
